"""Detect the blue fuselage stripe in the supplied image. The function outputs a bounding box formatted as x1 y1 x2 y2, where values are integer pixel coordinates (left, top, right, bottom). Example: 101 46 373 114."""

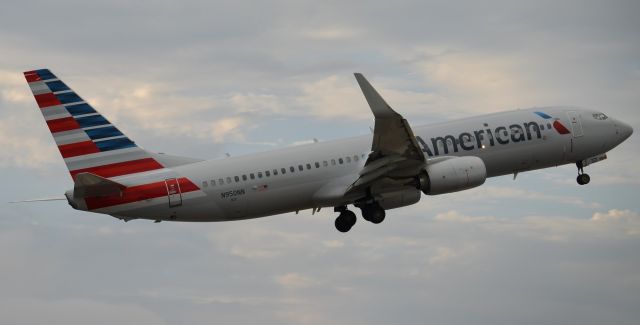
534 111 552 119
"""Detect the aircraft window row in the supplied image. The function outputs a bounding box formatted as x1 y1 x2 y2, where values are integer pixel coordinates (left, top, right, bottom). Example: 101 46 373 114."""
201 154 365 188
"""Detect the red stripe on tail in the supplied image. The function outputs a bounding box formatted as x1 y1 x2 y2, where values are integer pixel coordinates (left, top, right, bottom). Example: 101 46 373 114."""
34 93 61 108
24 72 41 83
58 141 100 158
85 177 200 210
46 117 81 133
70 158 164 180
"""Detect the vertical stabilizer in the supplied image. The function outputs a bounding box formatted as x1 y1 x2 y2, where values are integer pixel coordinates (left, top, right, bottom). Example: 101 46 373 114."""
24 69 165 181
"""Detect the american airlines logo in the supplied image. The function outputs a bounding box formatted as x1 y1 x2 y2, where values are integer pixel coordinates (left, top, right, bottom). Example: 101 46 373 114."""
416 112 570 157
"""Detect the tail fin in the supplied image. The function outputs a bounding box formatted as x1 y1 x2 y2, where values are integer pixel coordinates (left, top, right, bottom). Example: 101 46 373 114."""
24 69 165 181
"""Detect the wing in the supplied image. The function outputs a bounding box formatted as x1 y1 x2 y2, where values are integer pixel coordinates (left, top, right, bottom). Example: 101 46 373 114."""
346 74 426 194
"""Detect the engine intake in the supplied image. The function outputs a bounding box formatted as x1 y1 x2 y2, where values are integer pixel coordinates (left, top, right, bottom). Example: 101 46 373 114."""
417 156 487 195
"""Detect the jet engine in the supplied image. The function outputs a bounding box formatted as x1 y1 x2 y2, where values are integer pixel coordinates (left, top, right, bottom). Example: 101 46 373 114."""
416 156 487 195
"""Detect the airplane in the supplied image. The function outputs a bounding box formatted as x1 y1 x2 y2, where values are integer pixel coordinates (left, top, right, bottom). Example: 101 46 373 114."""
22 69 633 232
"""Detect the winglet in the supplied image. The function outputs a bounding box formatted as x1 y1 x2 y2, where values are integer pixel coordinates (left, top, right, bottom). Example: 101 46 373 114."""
354 73 401 119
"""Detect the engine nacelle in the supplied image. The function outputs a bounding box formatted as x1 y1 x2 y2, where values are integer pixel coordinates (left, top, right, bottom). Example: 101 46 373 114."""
417 156 487 195
377 188 422 210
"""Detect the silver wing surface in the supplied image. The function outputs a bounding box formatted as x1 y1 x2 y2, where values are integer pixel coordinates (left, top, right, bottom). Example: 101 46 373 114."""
346 74 426 195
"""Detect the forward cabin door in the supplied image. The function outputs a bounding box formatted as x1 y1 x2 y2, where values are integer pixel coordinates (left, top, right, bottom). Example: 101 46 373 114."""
165 178 183 207
566 111 586 158
567 111 584 137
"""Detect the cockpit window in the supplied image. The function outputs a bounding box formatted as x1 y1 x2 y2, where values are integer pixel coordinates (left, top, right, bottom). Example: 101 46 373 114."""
593 113 608 120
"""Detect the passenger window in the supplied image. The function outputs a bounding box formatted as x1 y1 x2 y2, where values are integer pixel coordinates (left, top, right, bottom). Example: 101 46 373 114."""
250 173 255 180
219 178 224 185
298 165 303 171
323 161 328 167
258 172 263 178
306 163 311 170
266 170 271 177
290 166 295 173
281 168 286 174
210 180 216 186
242 175 247 181
227 177 232 183
353 155 358 162
346 156 351 163
202 181 208 188
273 169 278 175
315 162 320 168
540 124 545 130
339 158 344 164
547 123 552 129
331 159 336 165
234 176 240 182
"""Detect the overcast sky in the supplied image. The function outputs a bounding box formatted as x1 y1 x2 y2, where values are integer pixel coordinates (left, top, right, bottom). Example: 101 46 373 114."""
1 0 639 324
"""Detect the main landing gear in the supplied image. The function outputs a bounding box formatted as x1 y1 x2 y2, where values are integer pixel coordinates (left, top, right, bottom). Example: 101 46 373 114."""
361 202 385 224
334 203 386 232
576 161 590 185
334 207 357 233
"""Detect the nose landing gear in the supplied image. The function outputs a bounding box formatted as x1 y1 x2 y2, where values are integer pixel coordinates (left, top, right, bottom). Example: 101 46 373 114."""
576 161 590 185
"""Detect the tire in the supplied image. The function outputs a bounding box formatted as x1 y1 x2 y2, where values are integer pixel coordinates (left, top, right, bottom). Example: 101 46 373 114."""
580 174 591 185
362 205 385 224
335 210 356 232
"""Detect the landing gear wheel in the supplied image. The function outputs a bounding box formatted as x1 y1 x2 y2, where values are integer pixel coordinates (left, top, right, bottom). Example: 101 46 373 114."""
362 204 386 224
335 210 357 233
575 161 590 185
577 173 590 185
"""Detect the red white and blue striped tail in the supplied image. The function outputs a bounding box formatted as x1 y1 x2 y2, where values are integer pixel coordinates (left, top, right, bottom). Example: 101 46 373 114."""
24 69 165 181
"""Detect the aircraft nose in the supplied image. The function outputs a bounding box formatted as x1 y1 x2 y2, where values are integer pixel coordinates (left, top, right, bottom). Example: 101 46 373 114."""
619 121 633 141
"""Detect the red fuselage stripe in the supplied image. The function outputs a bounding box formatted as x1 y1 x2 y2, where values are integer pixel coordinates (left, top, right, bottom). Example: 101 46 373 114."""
85 177 200 210
69 158 164 180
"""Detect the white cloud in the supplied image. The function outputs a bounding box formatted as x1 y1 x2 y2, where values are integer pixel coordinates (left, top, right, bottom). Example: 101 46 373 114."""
275 272 320 289
0 117 58 169
298 26 363 40
295 75 365 119
434 210 497 223
474 185 602 208
0 298 166 325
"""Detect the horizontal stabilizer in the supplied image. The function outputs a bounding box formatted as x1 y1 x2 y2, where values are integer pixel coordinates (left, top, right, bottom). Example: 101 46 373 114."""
9 196 66 203
73 172 126 199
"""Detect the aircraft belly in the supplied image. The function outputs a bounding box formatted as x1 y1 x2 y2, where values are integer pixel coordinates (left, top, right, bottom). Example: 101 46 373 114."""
246 180 326 218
